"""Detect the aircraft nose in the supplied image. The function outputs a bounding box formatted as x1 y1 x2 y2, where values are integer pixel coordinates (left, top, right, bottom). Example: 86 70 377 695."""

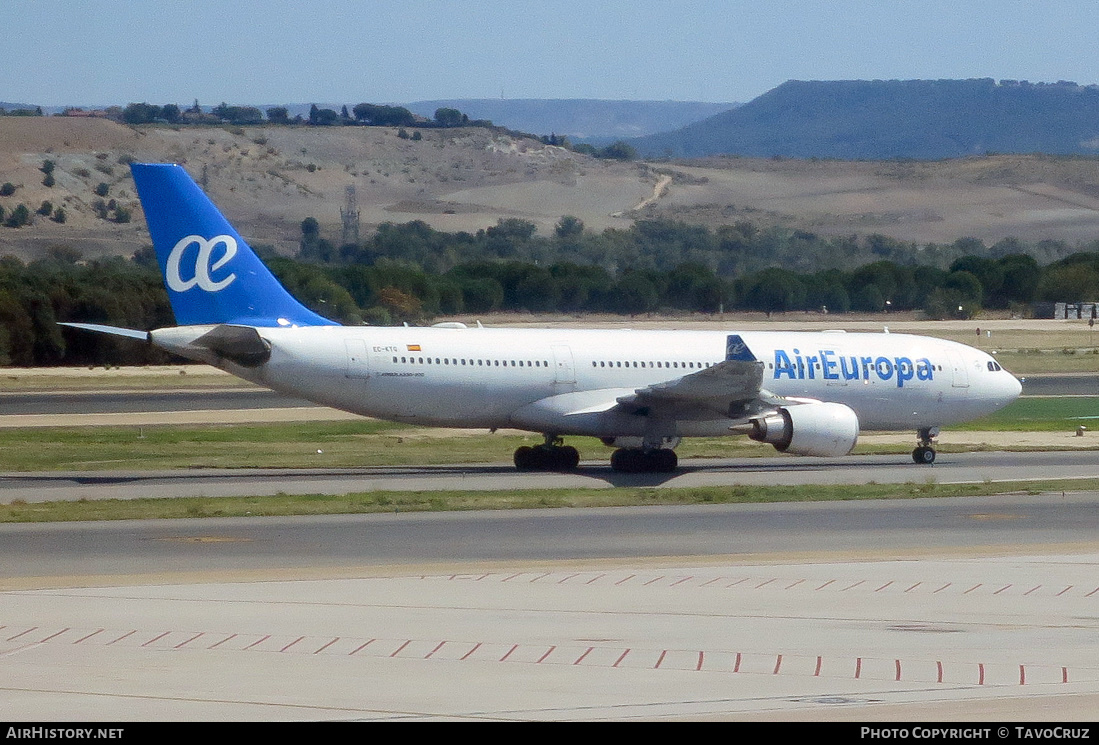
1002 371 1023 404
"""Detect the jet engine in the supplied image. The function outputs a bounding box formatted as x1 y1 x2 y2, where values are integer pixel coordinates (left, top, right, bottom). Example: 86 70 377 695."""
749 402 860 457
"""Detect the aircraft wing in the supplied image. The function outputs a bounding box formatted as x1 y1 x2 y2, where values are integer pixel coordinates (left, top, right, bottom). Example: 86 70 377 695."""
511 336 777 432
616 334 771 419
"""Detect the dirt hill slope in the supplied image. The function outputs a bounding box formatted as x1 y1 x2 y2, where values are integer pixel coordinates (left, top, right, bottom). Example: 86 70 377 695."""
0 118 653 260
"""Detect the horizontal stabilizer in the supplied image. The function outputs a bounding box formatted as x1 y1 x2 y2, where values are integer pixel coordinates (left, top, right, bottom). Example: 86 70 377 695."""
59 322 150 341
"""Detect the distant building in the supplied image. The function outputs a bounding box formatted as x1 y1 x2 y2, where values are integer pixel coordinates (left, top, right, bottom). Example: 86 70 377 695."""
1053 302 1099 320
60 108 110 118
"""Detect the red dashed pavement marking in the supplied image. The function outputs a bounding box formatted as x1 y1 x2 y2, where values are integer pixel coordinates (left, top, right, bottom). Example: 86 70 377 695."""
815 580 836 590
874 581 893 592
348 639 375 655
73 629 103 645
107 630 135 645
614 575 635 586
314 637 340 655
11 617 1096 688
38 628 68 643
933 583 952 593
993 584 1013 595
279 636 305 653
1024 585 1042 596
1057 585 1074 596
243 634 269 650
841 580 865 591
174 632 204 649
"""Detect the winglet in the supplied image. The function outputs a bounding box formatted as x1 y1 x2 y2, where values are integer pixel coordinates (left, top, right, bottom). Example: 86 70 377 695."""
130 163 338 328
725 334 756 362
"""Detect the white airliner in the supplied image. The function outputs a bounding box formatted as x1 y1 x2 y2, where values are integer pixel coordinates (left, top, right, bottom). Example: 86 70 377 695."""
63 164 1022 473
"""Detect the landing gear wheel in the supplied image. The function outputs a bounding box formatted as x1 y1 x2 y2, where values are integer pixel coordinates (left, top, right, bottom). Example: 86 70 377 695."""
912 445 936 464
513 444 580 471
514 446 535 470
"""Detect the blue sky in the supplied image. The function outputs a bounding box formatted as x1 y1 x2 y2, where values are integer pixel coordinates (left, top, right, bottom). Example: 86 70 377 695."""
7 0 1099 106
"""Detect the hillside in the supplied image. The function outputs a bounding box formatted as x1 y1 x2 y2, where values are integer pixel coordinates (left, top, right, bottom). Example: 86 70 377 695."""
633 79 1099 160
404 99 737 139
0 117 655 260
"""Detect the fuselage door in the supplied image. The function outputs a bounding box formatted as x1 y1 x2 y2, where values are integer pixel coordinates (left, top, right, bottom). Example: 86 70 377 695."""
552 344 575 384
345 338 370 378
948 350 969 388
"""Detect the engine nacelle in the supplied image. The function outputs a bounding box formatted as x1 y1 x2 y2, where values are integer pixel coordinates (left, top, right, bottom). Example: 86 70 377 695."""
749 402 860 457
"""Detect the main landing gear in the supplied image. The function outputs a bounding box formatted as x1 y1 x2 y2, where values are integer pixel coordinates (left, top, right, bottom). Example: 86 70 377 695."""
610 448 678 473
514 436 580 471
912 426 939 464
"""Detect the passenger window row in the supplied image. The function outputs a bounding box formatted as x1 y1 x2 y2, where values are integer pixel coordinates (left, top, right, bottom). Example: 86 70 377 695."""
392 356 550 368
592 360 713 369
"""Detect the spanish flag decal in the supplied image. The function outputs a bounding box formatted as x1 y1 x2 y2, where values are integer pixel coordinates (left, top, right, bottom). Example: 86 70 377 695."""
407 344 421 351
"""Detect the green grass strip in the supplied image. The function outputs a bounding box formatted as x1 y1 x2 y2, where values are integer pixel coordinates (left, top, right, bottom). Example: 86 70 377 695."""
3 478 1096 523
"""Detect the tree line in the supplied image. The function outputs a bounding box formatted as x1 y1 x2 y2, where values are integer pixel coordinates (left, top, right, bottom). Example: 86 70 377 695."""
5 214 1099 366
112 101 639 160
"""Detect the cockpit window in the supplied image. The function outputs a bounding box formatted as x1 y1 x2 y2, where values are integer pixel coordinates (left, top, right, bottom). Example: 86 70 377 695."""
987 361 1002 371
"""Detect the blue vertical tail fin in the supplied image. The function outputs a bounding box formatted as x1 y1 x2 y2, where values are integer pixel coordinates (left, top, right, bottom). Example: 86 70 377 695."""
130 163 337 327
